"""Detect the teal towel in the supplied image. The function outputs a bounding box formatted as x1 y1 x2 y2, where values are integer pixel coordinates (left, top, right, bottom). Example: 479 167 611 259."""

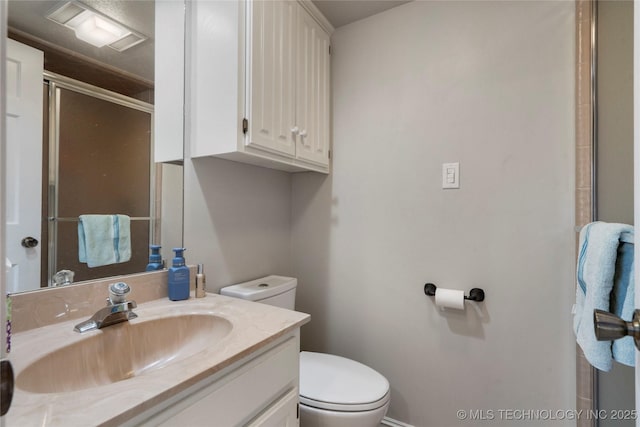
611 238 635 367
574 222 635 371
78 214 131 268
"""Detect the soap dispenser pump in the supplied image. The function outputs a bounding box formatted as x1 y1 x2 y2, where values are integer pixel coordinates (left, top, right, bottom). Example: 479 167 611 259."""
146 244 163 271
168 247 190 301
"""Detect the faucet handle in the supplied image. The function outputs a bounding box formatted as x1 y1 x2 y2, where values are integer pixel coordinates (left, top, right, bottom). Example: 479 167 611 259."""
109 282 131 304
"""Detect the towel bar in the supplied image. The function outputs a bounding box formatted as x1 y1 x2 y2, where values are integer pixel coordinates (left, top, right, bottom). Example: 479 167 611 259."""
48 217 152 222
575 225 634 244
423 283 485 302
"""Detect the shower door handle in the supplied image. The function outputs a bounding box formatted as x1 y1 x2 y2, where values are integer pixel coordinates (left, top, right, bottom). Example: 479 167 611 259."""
593 309 640 350
21 236 39 248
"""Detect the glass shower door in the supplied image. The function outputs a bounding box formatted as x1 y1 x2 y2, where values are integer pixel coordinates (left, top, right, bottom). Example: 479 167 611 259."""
48 83 154 284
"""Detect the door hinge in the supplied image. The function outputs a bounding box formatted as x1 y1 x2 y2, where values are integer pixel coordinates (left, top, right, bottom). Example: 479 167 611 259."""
297 403 300 419
328 149 332 160
242 118 248 134
329 45 331 55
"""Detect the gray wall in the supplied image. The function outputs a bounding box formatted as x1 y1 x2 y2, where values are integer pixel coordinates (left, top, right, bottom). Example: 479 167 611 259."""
291 1 576 425
183 157 293 291
596 0 635 424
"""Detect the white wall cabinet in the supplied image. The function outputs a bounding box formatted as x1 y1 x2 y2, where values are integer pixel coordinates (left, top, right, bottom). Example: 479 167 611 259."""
294 6 331 168
246 0 297 158
188 0 333 174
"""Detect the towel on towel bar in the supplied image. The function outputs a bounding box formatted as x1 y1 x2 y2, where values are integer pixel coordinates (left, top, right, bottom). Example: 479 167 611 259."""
574 222 635 371
78 214 131 268
611 240 635 366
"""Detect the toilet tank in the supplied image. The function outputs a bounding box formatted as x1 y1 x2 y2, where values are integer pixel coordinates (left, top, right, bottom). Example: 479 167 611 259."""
220 275 297 310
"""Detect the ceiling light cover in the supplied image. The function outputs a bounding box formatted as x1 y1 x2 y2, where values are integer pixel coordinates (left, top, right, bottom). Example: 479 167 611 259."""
46 1 147 51
67 11 129 48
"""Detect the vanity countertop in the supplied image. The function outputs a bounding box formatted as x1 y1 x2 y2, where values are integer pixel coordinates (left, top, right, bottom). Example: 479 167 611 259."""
6 293 310 426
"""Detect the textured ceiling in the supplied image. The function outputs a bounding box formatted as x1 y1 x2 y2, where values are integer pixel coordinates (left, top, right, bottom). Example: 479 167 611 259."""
312 0 411 28
7 0 412 83
8 0 154 82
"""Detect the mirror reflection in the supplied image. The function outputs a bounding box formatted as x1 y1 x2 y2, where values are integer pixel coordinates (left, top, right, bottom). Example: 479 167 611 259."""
5 0 184 293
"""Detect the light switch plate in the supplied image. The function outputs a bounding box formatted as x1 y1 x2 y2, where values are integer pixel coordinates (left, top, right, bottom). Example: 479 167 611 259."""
442 162 460 189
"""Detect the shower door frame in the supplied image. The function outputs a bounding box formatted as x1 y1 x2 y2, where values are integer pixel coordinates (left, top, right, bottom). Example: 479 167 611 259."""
45 72 156 286
575 1 597 426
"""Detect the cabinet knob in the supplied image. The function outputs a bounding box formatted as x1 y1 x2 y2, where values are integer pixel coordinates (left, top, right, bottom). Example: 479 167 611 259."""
299 130 308 137
290 126 299 134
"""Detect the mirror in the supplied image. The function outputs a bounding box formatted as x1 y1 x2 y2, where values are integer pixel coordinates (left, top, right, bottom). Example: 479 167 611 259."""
5 0 184 293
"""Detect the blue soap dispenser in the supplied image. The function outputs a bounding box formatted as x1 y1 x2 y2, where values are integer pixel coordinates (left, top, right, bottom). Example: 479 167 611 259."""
146 245 163 271
168 247 190 301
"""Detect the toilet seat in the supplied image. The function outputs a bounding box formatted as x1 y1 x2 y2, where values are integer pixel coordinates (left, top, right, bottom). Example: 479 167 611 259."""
299 351 390 412
300 392 390 412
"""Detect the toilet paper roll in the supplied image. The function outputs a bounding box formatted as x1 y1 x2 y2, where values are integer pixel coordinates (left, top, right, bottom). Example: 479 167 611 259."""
435 288 465 310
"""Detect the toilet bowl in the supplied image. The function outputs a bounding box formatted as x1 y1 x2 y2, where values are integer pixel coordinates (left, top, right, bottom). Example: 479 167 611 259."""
220 275 390 427
299 351 390 427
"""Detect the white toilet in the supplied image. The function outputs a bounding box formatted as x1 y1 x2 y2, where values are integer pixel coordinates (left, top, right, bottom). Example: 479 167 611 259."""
220 275 390 427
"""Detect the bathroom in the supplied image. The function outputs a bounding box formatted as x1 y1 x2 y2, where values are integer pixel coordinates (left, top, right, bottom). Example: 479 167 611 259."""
185 0 575 424
0 0 636 426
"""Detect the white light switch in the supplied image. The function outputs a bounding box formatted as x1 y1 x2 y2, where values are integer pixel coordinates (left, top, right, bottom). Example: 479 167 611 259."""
442 162 460 189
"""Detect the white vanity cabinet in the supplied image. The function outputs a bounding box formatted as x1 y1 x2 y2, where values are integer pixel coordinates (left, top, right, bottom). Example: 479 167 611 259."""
8 291 309 427
188 0 333 174
133 332 301 427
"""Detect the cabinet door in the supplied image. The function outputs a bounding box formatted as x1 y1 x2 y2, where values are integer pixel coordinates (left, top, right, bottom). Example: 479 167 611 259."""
247 389 299 427
296 5 330 167
149 337 299 427
247 0 297 157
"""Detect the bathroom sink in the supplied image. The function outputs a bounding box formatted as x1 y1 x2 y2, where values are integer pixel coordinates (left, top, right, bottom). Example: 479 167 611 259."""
16 314 232 394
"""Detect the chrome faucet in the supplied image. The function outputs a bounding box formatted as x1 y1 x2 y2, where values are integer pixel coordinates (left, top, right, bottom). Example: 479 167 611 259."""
74 282 138 333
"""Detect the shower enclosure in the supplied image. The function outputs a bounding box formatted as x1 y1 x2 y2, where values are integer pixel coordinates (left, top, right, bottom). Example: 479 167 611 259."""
575 1 634 425
43 73 155 285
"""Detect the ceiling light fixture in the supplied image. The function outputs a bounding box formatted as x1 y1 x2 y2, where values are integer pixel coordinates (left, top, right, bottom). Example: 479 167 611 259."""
46 1 147 52
67 11 129 47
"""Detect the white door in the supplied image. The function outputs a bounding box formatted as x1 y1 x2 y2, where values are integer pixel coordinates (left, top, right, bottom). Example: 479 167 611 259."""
247 0 297 157
296 5 330 167
5 39 43 293
1 5 9 425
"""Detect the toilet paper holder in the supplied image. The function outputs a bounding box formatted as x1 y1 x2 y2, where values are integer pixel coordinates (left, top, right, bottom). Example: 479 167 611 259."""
424 283 485 302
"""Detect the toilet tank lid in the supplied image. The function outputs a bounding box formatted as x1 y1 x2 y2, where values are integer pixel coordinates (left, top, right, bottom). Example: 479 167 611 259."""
220 275 297 301
300 352 390 407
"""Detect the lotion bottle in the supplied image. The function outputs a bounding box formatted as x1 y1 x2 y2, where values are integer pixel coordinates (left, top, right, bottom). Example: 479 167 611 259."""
168 248 190 301
145 245 163 271
195 264 206 298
